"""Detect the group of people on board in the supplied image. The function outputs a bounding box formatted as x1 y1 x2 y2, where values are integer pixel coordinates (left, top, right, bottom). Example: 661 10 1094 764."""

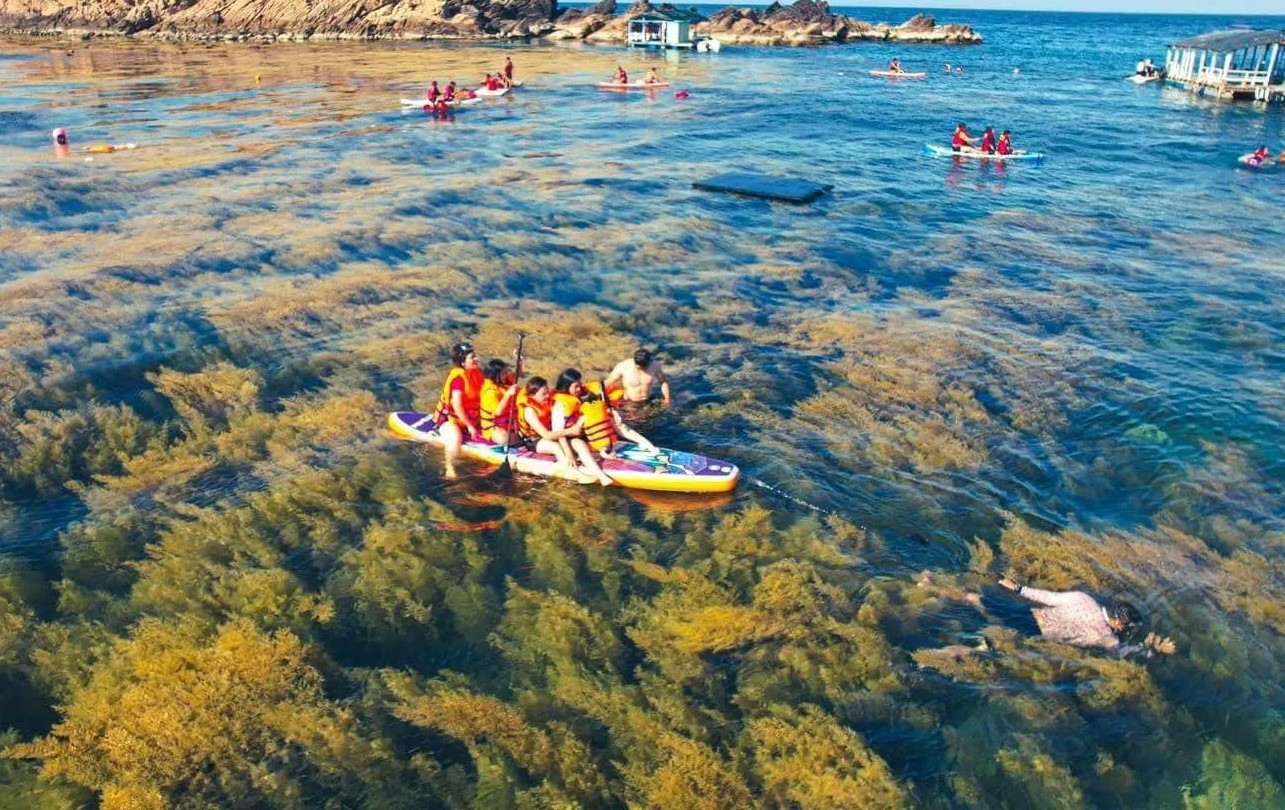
423 58 516 115
432 343 670 483
1246 144 1285 168
612 66 663 85
1134 57 1161 78
952 123 1019 155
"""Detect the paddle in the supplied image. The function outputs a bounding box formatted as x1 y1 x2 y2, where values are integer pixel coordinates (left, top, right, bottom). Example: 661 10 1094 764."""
497 332 526 476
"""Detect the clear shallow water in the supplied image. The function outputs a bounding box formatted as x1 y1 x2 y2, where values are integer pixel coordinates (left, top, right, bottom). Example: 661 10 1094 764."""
0 9 1284 804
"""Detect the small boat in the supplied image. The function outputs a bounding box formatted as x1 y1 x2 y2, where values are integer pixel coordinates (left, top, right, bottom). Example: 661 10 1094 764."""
694 36 721 53
870 70 927 79
924 144 1045 161
387 412 741 493
1128 73 1163 85
598 81 671 91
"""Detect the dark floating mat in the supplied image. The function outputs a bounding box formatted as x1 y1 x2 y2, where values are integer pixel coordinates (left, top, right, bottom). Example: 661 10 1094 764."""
692 172 833 204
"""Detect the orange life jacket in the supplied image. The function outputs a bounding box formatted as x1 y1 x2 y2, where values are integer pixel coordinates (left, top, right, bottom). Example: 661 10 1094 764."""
516 390 552 440
479 379 514 439
434 366 482 428
552 391 582 430
580 395 617 452
604 381 626 405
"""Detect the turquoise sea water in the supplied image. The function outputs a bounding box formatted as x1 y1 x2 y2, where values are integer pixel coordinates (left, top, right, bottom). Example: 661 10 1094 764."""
1 8 1284 805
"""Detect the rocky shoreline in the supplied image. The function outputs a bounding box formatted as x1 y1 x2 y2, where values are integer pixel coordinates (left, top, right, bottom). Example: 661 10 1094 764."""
0 0 981 46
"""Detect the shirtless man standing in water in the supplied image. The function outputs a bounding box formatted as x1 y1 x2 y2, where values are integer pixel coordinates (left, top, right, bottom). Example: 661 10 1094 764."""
605 348 671 407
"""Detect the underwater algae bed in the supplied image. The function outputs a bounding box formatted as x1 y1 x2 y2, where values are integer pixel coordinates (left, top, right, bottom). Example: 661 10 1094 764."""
0 30 1284 809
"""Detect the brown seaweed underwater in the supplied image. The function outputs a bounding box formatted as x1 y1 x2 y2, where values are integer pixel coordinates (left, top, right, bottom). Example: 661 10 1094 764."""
0 36 1283 808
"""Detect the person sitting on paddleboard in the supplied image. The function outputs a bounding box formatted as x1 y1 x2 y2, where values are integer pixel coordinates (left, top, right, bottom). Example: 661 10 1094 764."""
979 126 997 154
480 359 520 447
614 66 629 84
552 369 614 486
889 58 902 74
643 68 661 85
504 57 515 84
1245 145 1269 167
433 342 485 479
577 382 658 459
996 130 1016 156
952 123 975 153
444 81 457 102
516 376 580 477
483 73 500 91
427 80 441 102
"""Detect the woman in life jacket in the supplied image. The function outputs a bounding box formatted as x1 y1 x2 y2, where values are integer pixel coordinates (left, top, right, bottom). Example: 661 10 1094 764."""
579 381 658 458
553 369 614 486
479 359 520 447
434 342 484 478
515 376 577 474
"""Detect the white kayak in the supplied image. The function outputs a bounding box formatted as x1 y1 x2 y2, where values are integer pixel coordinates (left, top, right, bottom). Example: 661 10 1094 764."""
924 144 1045 161
474 86 510 97
387 411 740 493
400 96 482 107
869 70 927 79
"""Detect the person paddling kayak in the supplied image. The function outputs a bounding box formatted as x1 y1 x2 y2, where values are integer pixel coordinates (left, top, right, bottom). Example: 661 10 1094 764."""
889 58 903 74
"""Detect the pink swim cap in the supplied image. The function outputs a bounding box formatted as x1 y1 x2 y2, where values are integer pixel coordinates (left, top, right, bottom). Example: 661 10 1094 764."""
52 127 68 145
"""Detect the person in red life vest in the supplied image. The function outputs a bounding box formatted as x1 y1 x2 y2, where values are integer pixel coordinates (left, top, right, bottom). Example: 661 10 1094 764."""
952 122 975 153
979 126 996 154
888 57 902 74
614 65 629 84
479 359 520 447
483 73 500 91
1247 145 1270 167
515 376 579 475
426 80 441 102
504 57 515 84
578 381 657 459
996 130 1016 156
443 81 457 102
552 369 614 486
433 342 485 478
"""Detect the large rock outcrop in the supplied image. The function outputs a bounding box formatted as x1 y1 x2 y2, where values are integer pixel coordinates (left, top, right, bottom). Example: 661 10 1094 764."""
0 0 560 40
0 0 979 44
696 3 981 46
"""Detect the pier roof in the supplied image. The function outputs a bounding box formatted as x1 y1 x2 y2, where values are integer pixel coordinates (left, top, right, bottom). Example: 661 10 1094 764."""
1168 29 1285 52
632 7 707 23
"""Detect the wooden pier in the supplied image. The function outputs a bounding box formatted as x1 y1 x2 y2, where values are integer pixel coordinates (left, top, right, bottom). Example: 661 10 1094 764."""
1164 29 1285 103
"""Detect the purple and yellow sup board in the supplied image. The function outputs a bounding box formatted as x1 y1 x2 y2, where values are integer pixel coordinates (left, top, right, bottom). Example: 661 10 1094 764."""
388 411 740 494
